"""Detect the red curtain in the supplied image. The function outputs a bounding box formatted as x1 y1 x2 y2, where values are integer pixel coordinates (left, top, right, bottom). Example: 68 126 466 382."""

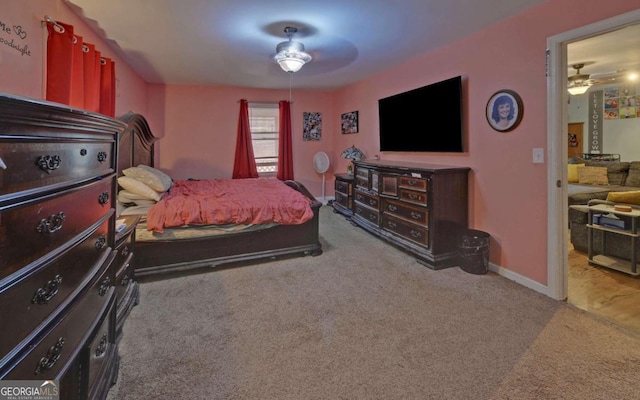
232 99 259 179
277 100 294 181
46 21 116 117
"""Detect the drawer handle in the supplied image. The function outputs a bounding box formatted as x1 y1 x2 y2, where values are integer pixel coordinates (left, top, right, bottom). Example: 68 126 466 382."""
388 221 397 228
32 274 63 305
37 212 66 234
407 179 417 185
388 205 398 212
369 214 376 221
95 334 108 357
80 148 87 156
98 191 110 205
122 245 129 257
369 199 376 206
35 337 65 375
95 234 106 250
98 276 111 296
97 151 108 163
36 155 61 173
410 212 422 220
408 193 419 200
121 274 130 286
410 230 422 238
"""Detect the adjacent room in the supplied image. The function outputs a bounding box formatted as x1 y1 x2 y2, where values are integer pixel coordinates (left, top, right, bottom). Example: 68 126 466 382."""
2 1 640 399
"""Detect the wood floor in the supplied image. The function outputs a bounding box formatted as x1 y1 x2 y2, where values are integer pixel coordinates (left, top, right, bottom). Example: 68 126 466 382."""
568 245 640 335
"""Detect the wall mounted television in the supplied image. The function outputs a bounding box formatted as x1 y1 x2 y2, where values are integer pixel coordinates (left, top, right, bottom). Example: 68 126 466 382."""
378 75 463 152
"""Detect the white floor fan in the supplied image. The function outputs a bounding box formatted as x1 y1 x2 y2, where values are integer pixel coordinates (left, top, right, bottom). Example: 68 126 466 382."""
313 151 331 204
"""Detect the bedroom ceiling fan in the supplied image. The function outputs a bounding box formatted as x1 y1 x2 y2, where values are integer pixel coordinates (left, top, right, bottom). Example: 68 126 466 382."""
313 151 330 204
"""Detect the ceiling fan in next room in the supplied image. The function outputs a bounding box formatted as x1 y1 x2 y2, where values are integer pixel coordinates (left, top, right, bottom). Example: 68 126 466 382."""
567 63 628 96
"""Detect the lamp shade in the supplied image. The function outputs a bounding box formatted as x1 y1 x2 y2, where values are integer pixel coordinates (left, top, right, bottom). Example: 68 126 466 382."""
276 57 305 73
567 85 590 95
340 145 364 160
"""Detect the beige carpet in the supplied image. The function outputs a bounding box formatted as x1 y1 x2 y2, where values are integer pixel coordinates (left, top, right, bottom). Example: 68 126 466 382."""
108 206 640 400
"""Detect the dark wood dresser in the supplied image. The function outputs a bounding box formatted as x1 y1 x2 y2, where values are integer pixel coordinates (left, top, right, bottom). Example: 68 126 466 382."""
0 93 128 399
332 173 353 217
351 160 469 269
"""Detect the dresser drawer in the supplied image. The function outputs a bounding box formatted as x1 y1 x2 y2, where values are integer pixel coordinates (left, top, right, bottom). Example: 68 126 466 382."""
0 177 114 281
382 198 429 226
0 139 114 199
354 190 379 210
115 251 134 303
335 192 351 209
3 257 115 379
382 214 429 247
354 204 379 225
0 217 112 359
86 298 116 397
399 188 428 206
335 180 351 195
398 176 427 191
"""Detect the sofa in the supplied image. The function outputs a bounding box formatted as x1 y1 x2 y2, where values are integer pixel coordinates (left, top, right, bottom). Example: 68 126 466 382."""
568 158 640 257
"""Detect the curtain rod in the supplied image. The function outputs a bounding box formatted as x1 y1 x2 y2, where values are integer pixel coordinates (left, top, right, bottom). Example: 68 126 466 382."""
237 100 294 105
44 16 65 33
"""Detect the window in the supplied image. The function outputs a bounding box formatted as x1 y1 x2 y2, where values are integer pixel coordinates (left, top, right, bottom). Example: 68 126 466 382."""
249 103 279 175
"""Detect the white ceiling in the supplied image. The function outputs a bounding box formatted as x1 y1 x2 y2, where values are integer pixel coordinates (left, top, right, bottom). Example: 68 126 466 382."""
64 0 640 91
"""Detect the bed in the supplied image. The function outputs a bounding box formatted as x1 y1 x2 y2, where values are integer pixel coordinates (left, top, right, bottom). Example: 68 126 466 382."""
117 112 323 276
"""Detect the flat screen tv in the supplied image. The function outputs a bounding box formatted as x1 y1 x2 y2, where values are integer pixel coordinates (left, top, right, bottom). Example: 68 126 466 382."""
378 75 463 152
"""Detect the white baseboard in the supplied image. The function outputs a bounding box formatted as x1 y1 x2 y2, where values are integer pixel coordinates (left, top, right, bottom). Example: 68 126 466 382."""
488 262 552 298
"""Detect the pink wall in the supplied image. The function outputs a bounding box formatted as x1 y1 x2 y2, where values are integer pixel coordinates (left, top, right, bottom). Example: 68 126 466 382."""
333 0 640 284
0 0 147 115
146 85 337 196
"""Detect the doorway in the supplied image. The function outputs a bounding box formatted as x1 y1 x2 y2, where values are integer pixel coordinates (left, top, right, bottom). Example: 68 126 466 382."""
547 9 640 332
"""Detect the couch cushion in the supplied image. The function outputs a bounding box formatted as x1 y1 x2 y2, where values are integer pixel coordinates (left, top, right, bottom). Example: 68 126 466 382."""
625 162 640 186
578 166 609 185
585 161 629 185
606 190 640 205
568 163 585 183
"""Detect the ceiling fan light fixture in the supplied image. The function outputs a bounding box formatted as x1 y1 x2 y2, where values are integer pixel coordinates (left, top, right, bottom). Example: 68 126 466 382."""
273 27 312 73
567 84 591 96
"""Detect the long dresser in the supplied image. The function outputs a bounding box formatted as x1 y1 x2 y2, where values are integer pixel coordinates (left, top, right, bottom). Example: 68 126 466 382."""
0 93 132 399
351 160 469 269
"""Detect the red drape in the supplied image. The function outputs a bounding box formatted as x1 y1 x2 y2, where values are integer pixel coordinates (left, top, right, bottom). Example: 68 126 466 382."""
232 99 259 179
46 21 116 117
277 100 294 181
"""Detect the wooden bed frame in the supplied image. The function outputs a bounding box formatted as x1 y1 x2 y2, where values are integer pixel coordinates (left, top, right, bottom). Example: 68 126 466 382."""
117 113 323 276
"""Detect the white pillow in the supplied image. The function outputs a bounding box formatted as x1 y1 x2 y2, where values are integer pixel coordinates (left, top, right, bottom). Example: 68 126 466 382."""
120 204 153 216
123 166 172 192
117 176 162 201
133 199 156 206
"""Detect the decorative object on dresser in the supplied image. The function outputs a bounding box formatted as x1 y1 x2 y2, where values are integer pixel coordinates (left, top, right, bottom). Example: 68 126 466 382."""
340 145 364 176
116 113 323 278
0 93 128 399
351 160 469 269
333 173 354 218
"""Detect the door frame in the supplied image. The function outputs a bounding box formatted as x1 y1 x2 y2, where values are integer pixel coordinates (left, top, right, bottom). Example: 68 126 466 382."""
547 9 640 300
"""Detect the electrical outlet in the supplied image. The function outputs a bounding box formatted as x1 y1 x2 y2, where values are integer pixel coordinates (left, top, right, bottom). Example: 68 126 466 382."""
532 148 544 164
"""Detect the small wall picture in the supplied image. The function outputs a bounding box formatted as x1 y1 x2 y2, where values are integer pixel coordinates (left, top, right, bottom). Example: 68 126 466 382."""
486 90 523 132
303 112 322 141
341 111 359 134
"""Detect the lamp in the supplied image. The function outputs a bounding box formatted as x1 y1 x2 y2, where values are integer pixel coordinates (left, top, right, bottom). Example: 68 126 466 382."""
567 82 591 96
273 27 312 73
340 145 364 176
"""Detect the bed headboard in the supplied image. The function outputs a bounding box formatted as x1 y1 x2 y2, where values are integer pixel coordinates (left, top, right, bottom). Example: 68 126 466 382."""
117 113 158 175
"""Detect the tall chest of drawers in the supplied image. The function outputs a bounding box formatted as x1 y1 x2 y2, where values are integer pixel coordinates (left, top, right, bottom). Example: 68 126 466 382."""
352 160 469 269
0 93 127 399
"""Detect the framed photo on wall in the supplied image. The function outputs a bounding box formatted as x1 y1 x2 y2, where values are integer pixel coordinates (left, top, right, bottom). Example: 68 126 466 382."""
486 90 523 132
303 112 322 141
341 111 359 134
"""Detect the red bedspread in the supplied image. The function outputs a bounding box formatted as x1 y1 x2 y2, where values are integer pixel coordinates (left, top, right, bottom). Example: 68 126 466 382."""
146 178 314 232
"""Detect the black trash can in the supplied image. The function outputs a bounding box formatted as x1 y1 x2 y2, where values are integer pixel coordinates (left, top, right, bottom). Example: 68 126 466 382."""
458 229 490 275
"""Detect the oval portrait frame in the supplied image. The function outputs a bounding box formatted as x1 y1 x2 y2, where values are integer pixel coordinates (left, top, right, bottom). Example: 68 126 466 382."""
485 89 523 132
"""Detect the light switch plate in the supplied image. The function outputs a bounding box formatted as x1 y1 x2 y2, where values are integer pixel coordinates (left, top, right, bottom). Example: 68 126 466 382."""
533 148 544 163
